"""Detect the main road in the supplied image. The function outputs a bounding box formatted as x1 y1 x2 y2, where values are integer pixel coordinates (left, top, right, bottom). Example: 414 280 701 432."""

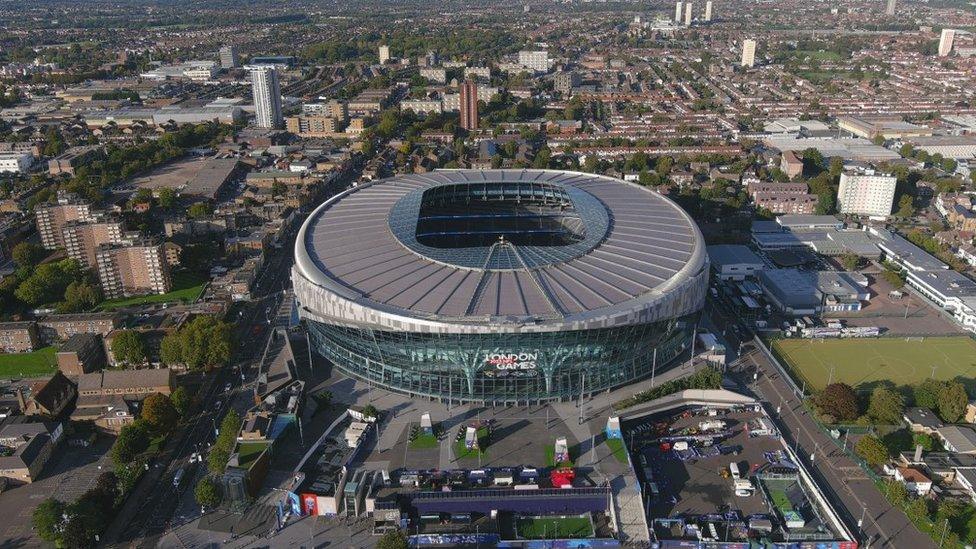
104 164 360 548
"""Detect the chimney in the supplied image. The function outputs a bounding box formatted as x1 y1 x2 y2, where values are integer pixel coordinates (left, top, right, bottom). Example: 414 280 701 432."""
914 444 923 462
15 387 27 413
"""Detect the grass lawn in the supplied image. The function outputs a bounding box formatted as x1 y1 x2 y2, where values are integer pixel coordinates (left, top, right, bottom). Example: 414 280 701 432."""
545 445 574 468
0 346 57 378
97 270 207 311
605 438 629 464
517 516 593 539
236 441 270 468
410 433 439 450
770 336 976 391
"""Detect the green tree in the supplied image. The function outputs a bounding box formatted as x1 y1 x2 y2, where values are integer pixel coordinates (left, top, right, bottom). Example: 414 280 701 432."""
855 434 890 467
111 330 147 366
142 392 178 433
111 420 151 468
32 498 66 542
912 379 944 410
171 386 192 419
14 259 83 307
11 242 46 268
157 187 177 209
896 194 915 217
814 383 859 422
159 315 233 370
376 529 409 549
271 181 287 197
362 404 379 419
883 478 908 506
867 387 905 424
187 202 211 219
490 154 503 169
937 382 969 423
194 476 223 508
839 253 861 271
60 280 102 312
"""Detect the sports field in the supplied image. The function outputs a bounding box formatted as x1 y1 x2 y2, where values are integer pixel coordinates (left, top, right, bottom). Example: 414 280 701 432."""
771 336 976 391
517 516 593 539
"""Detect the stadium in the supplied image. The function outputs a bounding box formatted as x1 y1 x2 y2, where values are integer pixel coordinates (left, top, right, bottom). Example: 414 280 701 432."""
293 169 708 404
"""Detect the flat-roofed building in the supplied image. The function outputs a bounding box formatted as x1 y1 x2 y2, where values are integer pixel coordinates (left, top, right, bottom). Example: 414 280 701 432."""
0 152 32 174
286 115 340 137
35 193 96 250
95 240 171 300
837 169 897 218
302 100 347 122
837 116 933 140
707 245 764 281
62 217 126 269
36 313 120 345
0 321 39 353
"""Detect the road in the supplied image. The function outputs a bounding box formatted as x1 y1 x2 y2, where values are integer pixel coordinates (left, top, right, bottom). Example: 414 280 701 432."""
104 159 361 548
705 294 935 549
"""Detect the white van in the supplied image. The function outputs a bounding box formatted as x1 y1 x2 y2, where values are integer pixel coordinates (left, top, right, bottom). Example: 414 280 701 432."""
729 462 740 480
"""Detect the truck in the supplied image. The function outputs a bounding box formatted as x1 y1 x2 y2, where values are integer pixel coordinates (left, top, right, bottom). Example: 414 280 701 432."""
728 461 740 480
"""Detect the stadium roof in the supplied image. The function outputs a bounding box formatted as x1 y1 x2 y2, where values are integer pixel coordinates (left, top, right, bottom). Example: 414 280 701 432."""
295 170 706 326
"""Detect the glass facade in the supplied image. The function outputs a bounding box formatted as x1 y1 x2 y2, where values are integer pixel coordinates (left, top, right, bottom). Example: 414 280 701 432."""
306 314 698 404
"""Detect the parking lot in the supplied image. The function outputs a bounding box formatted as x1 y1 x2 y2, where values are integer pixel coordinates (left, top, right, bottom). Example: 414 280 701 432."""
0 436 114 547
630 408 779 520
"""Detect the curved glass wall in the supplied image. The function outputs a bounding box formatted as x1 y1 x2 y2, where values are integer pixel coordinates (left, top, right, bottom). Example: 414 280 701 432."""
306 314 698 404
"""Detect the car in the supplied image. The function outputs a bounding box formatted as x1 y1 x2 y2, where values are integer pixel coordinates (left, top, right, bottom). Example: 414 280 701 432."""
214 400 222 410
224 383 232 392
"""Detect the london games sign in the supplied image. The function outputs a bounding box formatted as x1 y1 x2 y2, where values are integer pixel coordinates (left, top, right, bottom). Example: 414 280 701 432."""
484 352 538 371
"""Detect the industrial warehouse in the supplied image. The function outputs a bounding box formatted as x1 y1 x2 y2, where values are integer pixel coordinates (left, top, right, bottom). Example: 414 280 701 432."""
292 169 708 404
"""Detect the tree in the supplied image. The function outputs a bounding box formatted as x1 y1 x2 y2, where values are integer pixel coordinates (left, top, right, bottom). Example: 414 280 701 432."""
111 330 147 366
11 242 46 268
157 187 177 209
14 259 82 306
867 387 905 424
376 529 409 549
187 202 211 219
839 253 861 271
271 181 287 197
159 315 233 369
194 476 223 508
896 194 915 218
111 420 151 467
32 498 66 542
855 434 890 467
142 392 178 433
883 478 908 506
362 404 379 419
171 386 192 419
490 154 503 169
912 379 944 410
937 382 969 423
61 280 102 312
814 383 859 422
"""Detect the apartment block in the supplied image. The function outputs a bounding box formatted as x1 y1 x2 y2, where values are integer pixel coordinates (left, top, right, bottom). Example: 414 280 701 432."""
35 194 96 250
95 240 172 300
62 217 126 268
837 169 897 218
301 100 347 122
285 115 340 137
